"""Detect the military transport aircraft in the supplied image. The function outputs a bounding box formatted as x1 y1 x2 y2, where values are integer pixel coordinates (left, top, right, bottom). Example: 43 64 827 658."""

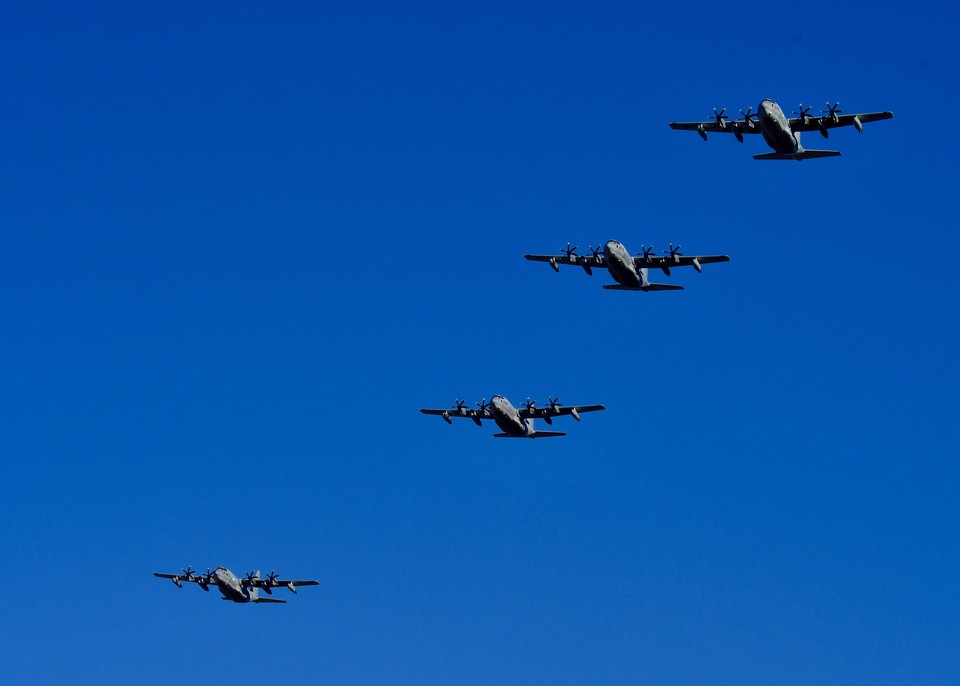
524 240 729 291
153 566 319 604
669 99 893 160
421 395 604 438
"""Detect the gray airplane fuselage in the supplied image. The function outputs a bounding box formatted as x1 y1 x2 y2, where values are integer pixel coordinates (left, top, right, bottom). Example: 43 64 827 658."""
490 395 536 437
758 99 802 153
604 240 643 287
212 567 259 603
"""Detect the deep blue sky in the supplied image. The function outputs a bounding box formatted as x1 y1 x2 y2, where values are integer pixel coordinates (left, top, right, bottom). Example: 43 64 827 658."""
2 2 958 683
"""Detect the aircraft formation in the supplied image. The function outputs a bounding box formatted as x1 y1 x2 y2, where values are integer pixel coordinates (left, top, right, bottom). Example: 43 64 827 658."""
155 97 893 604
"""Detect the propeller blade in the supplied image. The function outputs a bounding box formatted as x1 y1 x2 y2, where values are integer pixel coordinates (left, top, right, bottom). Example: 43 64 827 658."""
663 243 683 258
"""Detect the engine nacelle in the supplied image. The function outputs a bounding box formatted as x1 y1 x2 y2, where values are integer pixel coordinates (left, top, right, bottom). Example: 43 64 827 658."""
853 116 863 133
441 411 452 424
734 130 743 143
472 415 482 427
172 577 182 588
581 263 592 276
549 257 559 272
198 582 209 592
287 582 297 593
697 124 707 142
692 258 702 273
570 408 580 422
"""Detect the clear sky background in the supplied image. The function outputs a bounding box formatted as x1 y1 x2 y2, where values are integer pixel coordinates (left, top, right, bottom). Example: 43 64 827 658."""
1 1 958 684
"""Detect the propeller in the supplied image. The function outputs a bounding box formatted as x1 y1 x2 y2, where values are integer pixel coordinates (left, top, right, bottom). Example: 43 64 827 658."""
639 245 656 260
664 243 683 259
822 101 842 122
181 565 196 581
739 106 758 128
244 571 259 586
562 243 579 258
712 107 729 127
793 103 814 124
453 399 468 414
589 245 604 260
263 570 280 594
475 398 490 414
548 396 562 411
522 397 537 412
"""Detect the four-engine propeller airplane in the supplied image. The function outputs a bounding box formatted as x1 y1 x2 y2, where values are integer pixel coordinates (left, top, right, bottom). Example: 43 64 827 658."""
669 99 893 160
153 566 319 604
421 394 604 438
525 240 729 291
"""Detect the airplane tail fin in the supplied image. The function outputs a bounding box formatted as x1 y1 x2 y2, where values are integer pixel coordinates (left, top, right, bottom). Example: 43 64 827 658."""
493 431 567 438
640 267 683 291
753 150 841 161
642 283 685 292
602 284 684 292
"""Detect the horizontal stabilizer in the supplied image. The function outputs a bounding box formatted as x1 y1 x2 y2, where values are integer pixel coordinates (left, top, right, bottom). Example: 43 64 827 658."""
252 598 287 604
493 431 567 438
603 284 684 292
754 150 841 161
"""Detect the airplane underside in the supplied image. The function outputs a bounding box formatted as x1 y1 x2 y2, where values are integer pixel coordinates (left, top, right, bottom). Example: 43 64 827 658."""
760 126 840 161
754 150 841 161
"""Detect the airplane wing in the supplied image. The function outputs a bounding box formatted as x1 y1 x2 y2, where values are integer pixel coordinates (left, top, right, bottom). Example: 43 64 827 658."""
790 111 893 133
153 572 209 587
519 404 605 420
668 120 763 136
524 253 606 271
420 407 493 422
633 254 730 272
247 578 319 590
